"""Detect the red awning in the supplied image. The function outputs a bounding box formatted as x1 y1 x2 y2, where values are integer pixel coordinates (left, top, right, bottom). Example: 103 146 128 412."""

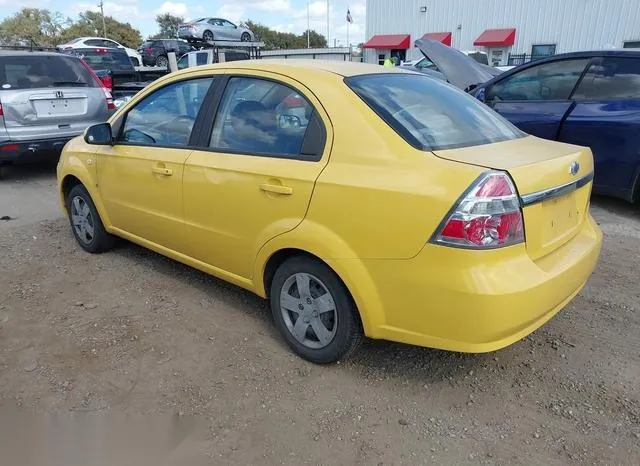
363 34 411 49
473 28 516 47
421 32 452 46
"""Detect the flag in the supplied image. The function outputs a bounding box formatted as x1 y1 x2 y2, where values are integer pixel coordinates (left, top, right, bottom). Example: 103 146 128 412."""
346 9 353 23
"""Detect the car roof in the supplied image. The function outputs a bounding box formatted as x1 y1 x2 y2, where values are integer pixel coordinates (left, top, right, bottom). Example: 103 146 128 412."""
192 59 413 78
0 51 74 58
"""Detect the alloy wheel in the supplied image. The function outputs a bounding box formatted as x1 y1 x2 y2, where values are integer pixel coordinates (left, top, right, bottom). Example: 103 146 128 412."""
70 195 95 245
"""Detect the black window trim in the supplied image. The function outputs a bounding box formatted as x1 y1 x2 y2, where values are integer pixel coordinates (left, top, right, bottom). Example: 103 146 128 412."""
191 73 327 162
111 76 219 150
570 55 640 102
486 56 595 103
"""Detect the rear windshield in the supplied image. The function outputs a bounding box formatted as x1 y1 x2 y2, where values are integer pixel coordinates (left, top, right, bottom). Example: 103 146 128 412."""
73 49 132 71
0 55 98 90
346 73 524 151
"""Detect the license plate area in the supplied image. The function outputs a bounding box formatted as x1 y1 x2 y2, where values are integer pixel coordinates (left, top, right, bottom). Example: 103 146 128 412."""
540 194 580 247
33 98 85 117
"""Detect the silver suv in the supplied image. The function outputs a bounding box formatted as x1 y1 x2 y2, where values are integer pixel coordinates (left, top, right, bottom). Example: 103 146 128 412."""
0 51 114 178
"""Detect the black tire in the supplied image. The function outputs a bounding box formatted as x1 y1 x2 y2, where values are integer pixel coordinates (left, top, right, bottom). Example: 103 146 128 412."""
270 256 364 364
241 32 251 42
155 55 169 68
66 184 115 254
0 165 8 180
203 30 214 42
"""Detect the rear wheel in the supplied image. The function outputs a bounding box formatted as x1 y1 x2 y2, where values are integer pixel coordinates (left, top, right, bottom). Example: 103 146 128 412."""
203 30 214 42
241 32 251 42
155 55 169 68
67 184 115 253
269 256 364 364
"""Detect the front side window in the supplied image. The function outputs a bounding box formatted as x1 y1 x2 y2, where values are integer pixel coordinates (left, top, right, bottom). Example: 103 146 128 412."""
488 58 590 101
210 77 315 157
346 73 524 151
119 78 213 147
573 57 640 100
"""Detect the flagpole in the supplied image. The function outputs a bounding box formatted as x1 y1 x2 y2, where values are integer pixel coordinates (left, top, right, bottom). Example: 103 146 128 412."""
346 5 350 51
307 1 310 48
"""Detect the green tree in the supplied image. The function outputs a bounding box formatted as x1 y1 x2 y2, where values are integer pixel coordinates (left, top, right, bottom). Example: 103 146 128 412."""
0 8 69 47
242 20 326 50
58 11 142 48
153 13 184 38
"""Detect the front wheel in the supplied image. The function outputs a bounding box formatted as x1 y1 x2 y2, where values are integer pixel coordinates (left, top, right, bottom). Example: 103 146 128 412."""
241 32 251 42
67 184 115 253
270 256 364 364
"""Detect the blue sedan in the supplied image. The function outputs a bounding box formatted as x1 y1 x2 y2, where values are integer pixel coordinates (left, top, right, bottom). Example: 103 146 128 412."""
469 50 640 203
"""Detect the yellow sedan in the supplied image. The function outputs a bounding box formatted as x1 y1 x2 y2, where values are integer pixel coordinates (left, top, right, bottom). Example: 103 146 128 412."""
56 60 602 363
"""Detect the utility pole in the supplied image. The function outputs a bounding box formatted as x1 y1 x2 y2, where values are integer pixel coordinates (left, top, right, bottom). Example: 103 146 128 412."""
326 0 330 47
98 1 107 38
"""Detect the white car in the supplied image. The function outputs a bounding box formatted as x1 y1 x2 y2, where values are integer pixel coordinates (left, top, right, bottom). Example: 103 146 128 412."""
57 37 143 67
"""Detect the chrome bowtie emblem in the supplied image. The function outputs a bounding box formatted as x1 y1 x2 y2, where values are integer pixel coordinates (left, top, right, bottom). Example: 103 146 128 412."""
569 161 580 176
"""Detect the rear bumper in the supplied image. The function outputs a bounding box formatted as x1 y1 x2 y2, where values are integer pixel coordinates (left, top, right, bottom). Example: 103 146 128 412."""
0 137 74 165
340 214 603 353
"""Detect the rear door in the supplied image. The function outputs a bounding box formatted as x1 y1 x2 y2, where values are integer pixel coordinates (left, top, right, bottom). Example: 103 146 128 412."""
182 73 331 279
559 56 640 200
0 54 109 141
484 57 592 140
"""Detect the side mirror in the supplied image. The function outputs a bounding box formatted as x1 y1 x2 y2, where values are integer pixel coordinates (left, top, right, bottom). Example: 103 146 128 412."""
279 114 302 129
84 123 113 145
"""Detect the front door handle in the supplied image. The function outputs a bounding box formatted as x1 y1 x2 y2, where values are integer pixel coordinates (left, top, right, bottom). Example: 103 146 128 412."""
152 166 173 176
259 183 293 195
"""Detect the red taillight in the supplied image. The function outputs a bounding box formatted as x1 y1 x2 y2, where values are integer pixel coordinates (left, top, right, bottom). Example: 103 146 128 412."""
100 75 113 91
432 171 524 248
78 59 116 110
96 48 108 53
283 95 305 108
1 144 19 152
0 102 3 117
146 48 153 54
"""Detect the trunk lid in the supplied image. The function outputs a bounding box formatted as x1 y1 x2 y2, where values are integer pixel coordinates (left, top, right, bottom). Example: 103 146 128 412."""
434 136 594 260
415 38 497 90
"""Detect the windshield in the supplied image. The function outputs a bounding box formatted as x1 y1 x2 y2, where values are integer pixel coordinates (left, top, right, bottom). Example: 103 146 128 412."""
0 55 98 90
346 73 524 151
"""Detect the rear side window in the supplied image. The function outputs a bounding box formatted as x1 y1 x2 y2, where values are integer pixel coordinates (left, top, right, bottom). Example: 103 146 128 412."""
346 73 524 151
196 52 209 66
573 57 640 100
0 55 98 90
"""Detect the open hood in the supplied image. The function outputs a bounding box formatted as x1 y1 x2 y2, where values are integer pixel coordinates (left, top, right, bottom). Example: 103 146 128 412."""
415 38 498 91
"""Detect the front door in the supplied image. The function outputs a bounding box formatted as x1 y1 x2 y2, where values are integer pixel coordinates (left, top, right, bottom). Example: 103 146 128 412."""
97 76 214 252
485 57 591 140
558 56 640 199
182 74 331 279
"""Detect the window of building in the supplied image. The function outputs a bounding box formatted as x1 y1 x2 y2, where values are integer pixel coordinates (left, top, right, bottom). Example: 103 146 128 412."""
378 54 385 65
531 44 557 58
573 57 640 100
623 41 640 49
487 58 590 101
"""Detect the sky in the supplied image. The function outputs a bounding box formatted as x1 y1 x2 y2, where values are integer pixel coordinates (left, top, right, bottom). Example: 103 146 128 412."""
0 0 366 46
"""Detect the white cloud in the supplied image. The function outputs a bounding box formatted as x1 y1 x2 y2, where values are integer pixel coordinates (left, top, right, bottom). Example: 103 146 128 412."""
157 2 188 17
71 2 142 22
237 0 291 12
216 4 247 23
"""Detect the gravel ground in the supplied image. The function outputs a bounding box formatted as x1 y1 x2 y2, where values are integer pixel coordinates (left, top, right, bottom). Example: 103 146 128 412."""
1 166 639 465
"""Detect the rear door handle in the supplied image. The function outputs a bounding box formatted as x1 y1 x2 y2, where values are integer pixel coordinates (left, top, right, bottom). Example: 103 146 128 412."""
152 166 173 176
259 183 293 195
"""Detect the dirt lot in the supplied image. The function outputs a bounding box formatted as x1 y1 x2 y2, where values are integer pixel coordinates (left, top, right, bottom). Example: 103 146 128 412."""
1 166 639 465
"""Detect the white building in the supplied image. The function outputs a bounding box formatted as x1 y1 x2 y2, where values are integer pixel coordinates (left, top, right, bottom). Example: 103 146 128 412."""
364 0 640 66
261 47 352 61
